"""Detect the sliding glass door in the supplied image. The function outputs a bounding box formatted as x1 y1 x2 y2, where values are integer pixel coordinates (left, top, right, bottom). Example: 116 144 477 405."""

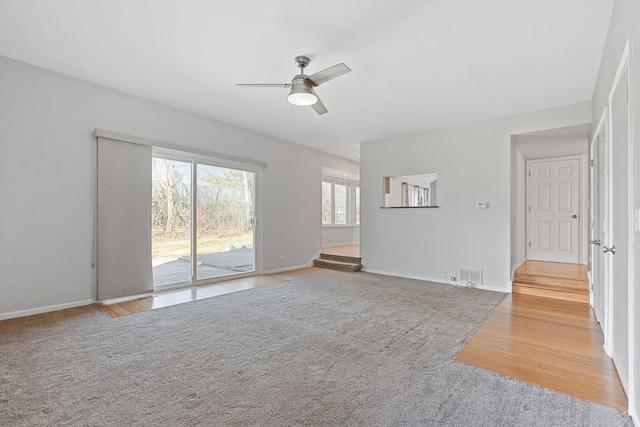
152 155 256 289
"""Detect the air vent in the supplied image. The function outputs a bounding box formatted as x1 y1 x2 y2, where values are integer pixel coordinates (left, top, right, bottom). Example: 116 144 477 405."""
460 269 483 286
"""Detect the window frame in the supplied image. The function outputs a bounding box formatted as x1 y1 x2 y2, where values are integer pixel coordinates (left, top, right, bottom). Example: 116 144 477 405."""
322 177 359 226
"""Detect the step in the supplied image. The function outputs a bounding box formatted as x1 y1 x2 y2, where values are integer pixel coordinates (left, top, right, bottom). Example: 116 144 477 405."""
512 280 589 295
513 273 588 292
513 282 590 304
320 253 362 264
313 258 362 272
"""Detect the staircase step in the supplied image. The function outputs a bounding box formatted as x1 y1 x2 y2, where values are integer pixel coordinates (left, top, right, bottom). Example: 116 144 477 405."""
313 258 362 272
513 273 588 292
512 280 589 294
320 253 362 264
513 282 590 304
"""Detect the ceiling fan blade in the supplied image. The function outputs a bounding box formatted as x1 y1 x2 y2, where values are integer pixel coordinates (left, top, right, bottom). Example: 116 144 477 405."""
306 63 351 87
236 83 291 88
311 96 328 115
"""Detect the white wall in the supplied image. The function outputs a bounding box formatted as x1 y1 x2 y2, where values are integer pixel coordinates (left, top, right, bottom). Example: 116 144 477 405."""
322 226 359 247
591 0 640 421
0 55 356 318
360 102 591 292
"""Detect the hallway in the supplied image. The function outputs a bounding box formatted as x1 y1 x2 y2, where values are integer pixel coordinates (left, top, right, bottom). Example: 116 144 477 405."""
457 261 627 411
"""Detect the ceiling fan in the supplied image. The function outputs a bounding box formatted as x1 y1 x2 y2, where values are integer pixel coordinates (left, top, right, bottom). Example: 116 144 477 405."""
236 56 351 115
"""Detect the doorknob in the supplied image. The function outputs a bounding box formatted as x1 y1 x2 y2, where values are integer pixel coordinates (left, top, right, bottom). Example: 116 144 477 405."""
602 245 616 254
589 239 601 246
572 215 578 218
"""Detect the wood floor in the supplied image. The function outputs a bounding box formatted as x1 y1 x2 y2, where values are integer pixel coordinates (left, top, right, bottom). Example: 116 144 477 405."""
98 275 287 317
457 291 628 411
322 244 360 257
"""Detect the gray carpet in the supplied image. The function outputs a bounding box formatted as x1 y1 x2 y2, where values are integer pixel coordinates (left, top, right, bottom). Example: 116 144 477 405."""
0 268 633 426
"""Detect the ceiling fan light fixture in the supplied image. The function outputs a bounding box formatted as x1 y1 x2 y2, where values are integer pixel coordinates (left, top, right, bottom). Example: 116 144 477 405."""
237 55 350 115
288 91 317 106
288 77 317 106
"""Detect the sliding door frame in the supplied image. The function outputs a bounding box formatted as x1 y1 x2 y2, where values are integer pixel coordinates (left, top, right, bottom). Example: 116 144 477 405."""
153 147 263 290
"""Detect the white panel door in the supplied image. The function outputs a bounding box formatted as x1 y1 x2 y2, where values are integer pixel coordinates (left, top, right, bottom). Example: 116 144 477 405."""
527 158 580 263
608 64 629 394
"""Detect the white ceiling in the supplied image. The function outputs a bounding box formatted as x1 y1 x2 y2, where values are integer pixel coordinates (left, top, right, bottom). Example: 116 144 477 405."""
0 0 613 161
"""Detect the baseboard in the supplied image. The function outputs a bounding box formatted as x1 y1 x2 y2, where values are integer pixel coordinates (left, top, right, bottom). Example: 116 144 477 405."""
361 268 508 294
0 299 95 321
307 250 322 267
262 264 309 274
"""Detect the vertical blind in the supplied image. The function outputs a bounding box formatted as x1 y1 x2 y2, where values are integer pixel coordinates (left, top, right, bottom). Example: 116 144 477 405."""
96 137 153 300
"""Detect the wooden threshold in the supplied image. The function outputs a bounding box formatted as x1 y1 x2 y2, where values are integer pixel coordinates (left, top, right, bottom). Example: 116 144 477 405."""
456 293 627 412
97 275 288 318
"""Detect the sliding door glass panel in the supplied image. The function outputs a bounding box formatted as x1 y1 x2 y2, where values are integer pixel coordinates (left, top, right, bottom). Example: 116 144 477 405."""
334 183 348 225
152 158 192 287
196 164 255 280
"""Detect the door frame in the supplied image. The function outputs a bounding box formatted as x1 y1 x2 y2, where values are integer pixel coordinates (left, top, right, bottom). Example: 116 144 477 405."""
525 155 586 264
589 109 608 329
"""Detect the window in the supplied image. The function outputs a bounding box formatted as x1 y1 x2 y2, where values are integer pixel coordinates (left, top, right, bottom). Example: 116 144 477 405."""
322 178 359 225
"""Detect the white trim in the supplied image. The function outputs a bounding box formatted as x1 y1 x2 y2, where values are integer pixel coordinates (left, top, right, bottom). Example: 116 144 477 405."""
625 37 637 423
590 109 608 325
94 129 268 169
262 264 309 274
0 300 95 321
361 268 509 293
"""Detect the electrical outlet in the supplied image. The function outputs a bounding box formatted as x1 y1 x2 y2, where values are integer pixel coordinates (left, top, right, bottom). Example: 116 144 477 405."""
397 253 405 259
449 272 458 281
278 255 285 261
